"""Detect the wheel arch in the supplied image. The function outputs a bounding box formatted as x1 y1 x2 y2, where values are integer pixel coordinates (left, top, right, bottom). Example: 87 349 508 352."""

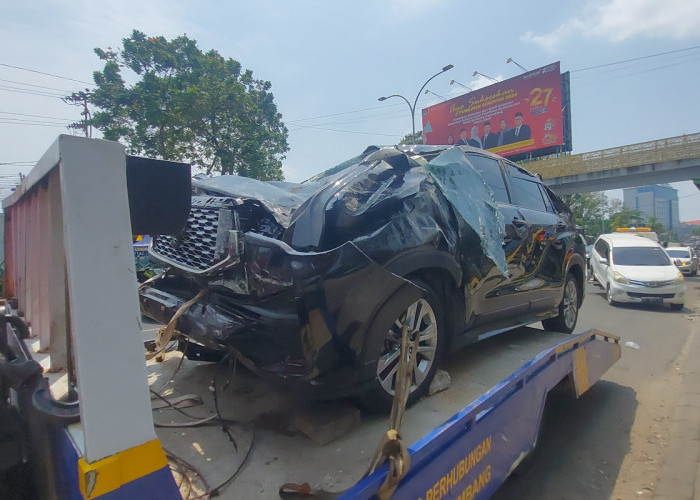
566 262 585 307
383 248 462 287
566 254 586 307
358 253 462 373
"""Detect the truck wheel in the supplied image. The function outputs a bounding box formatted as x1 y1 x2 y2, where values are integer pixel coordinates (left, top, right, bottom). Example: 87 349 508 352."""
361 280 444 412
542 273 579 333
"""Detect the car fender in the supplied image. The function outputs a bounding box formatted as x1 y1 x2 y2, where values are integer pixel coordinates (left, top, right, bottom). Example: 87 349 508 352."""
382 248 462 286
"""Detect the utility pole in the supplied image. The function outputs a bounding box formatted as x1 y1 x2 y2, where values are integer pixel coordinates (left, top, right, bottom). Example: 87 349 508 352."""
62 89 92 138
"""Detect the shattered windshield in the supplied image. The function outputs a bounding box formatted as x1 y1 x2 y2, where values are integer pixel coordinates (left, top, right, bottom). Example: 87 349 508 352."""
425 147 508 276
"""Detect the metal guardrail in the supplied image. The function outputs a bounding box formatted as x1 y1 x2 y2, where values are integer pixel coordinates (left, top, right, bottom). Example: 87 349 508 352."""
527 133 700 179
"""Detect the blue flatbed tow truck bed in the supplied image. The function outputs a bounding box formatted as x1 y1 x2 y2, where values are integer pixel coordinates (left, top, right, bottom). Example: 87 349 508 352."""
0 136 620 500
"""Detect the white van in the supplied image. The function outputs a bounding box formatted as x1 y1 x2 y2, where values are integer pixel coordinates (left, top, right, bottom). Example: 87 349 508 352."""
590 233 685 309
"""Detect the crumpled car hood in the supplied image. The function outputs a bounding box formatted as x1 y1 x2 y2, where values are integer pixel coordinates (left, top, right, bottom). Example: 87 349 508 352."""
189 146 507 275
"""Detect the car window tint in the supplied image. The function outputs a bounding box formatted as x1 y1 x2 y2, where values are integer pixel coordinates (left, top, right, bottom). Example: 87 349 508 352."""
465 155 509 203
595 239 608 258
666 249 690 258
543 185 571 215
537 184 554 213
612 246 671 266
510 177 547 211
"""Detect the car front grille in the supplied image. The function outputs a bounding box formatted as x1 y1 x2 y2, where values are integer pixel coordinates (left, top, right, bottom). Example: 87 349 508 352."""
152 208 220 271
628 279 675 288
151 196 240 272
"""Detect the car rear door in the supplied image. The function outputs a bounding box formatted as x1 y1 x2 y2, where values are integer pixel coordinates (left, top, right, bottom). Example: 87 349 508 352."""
461 154 529 326
502 165 563 313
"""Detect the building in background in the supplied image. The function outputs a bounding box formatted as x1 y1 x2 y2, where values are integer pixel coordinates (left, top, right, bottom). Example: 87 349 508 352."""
623 185 679 230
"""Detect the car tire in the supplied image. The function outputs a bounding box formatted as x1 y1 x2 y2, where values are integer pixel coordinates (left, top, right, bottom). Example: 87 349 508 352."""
542 273 580 334
606 284 618 307
360 279 445 412
670 303 684 311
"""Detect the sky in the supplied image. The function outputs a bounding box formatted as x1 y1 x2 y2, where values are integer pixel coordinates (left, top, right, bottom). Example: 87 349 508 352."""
2 0 700 220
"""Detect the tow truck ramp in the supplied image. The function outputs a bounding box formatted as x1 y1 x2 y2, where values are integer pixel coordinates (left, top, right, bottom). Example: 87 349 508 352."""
0 136 620 499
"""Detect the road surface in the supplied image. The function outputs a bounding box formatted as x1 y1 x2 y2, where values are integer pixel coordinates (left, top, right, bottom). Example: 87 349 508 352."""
492 276 700 500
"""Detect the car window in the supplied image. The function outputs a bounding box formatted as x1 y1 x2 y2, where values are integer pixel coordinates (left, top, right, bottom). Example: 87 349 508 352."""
612 246 671 266
666 249 690 258
543 185 572 216
465 155 509 203
537 184 555 213
509 177 547 211
595 239 609 258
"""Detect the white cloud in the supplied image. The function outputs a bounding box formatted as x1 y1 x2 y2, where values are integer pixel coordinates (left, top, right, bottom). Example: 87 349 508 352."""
591 0 700 41
521 19 587 52
522 0 700 51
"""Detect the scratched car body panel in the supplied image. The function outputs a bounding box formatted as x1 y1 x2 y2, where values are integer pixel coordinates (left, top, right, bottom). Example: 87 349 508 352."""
140 145 586 404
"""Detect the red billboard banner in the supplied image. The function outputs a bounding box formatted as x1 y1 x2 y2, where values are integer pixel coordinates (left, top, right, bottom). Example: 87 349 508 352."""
421 62 564 157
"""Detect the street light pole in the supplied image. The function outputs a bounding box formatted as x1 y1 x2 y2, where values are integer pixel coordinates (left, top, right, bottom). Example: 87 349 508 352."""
378 64 453 145
378 93 415 140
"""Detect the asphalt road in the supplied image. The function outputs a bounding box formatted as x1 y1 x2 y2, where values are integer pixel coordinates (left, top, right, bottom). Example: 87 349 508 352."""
492 275 700 500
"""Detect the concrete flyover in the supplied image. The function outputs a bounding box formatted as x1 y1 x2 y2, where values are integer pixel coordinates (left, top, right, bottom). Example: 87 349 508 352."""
524 133 700 194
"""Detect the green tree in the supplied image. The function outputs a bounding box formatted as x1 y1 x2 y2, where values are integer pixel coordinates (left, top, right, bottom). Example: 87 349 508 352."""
399 131 424 145
609 205 645 230
645 216 665 234
560 192 606 239
81 30 289 179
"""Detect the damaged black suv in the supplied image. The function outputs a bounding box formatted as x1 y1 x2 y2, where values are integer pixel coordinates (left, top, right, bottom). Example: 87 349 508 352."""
140 145 585 408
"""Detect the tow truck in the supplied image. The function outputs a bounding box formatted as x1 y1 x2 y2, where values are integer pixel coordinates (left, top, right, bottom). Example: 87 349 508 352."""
0 136 620 499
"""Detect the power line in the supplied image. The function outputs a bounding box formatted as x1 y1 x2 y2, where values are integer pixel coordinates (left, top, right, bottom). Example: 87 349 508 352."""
287 103 403 124
286 97 445 129
0 78 75 93
0 62 93 85
0 120 72 128
285 44 700 129
572 57 700 87
571 44 700 73
0 85 65 98
571 51 700 80
288 122 399 136
0 111 75 121
0 117 72 126
290 110 410 129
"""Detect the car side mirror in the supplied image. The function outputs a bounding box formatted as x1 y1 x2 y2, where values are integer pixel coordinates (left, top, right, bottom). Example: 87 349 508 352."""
599 257 608 265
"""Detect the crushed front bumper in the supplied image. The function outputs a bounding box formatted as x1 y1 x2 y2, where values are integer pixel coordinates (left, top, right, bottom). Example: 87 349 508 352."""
140 236 423 397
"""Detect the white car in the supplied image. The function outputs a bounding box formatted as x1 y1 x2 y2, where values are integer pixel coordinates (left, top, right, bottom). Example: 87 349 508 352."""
590 233 685 310
666 246 698 276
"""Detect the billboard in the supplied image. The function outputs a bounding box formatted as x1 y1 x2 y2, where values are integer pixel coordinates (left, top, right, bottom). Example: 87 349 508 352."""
421 62 571 159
